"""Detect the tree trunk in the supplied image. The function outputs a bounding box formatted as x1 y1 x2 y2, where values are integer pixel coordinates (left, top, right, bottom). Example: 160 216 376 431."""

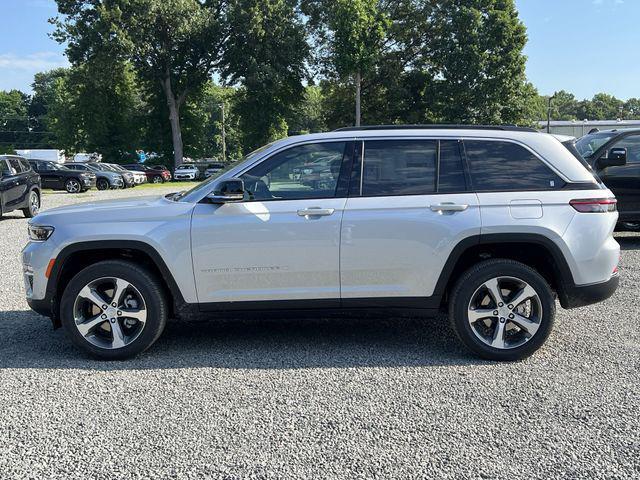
162 76 184 167
355 71 361 127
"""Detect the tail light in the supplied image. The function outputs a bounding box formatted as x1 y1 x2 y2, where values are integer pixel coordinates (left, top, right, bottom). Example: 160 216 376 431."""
570 198 617 213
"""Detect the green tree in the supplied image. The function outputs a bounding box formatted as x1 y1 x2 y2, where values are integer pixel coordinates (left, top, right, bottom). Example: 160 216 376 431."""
54 0 227 165
223 0 308 150
427 0 530 124
0 90 30 152
577 93 623 120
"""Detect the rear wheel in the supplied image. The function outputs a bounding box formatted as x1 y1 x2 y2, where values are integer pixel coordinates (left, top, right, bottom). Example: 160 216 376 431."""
21 190 40 217
96 178 109 190
60 260 168 360
65 178 82 193
448 259 555 361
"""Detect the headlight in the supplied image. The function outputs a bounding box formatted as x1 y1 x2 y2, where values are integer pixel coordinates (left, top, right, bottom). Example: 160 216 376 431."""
28 225 54 241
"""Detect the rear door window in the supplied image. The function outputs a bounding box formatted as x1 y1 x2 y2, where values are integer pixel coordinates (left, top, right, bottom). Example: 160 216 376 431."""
360 140 437 196
464 140 564 191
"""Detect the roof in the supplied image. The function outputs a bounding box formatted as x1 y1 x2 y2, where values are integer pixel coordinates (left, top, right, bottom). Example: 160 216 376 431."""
335 124 537 133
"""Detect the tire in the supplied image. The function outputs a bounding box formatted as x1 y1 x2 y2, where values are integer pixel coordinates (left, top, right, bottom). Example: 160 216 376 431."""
619 221 640 232
65 178 82 194
60 260 168 360
96 178 109 190
152 175 163 184
448 259 555 361
21 190 40 218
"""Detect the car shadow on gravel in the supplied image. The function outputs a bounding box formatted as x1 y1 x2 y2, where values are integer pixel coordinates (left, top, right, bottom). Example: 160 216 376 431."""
0 310 483 370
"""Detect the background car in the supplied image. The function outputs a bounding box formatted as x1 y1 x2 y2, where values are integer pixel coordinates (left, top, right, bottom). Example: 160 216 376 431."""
65 162 124 190
124 164 170 184
149 164 171 180
99 163 136 188
1 155 41 217
575 128 640 230
204 162 225 178
106 164 146 185
174 163 200 180
29 159 95 193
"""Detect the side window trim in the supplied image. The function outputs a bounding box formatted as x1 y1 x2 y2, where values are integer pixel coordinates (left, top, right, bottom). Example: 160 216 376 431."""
240 140 355 202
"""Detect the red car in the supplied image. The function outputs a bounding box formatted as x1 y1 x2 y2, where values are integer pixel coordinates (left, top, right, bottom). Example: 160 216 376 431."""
123 164 171 183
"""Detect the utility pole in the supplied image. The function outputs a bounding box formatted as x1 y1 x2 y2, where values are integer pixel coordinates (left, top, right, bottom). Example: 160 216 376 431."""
220 102 226 163
547 95 555 134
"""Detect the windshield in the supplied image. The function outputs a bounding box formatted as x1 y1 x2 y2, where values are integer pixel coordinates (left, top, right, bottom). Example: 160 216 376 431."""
175 143 275 202
176 164 195 170
575 133 616 158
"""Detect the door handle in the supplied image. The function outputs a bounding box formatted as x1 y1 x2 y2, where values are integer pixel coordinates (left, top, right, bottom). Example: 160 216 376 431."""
429 203 468 213
297 207 335 217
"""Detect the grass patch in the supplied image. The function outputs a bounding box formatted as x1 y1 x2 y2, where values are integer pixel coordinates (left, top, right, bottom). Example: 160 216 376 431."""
135 181 200 189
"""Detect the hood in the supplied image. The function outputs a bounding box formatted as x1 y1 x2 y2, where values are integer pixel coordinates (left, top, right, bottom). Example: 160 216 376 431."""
31 194 192 227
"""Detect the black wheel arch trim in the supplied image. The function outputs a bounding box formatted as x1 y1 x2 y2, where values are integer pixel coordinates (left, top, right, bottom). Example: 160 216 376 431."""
44 240 186 322
432 233 579 308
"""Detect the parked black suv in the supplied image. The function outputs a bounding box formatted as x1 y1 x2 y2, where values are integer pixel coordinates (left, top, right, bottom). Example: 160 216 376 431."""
576 128 640 230
29 160 96 193
1 155 41 218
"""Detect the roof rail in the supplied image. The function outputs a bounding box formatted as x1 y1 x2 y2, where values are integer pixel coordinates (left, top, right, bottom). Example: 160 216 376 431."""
333 124 538 133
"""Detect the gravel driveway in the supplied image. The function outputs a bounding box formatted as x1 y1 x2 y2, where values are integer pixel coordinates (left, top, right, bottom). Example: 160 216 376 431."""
0 187 638 479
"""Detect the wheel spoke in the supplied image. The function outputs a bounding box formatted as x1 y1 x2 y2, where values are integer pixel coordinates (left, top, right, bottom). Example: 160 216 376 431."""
110 320 126 349
511 313 540 337
468 308 496 324
76 314 106 337
491 320 506 349
79 286 107 310
483 278 504 305
509 284 537 310
119 308 146 323
111 278 130 306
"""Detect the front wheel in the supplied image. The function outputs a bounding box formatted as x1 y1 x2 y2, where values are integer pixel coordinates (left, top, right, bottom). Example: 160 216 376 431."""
448 259 555 361
152 175 163 184
65 178 82 194
22 190 40 217
60 260 168 359
96 178 109 190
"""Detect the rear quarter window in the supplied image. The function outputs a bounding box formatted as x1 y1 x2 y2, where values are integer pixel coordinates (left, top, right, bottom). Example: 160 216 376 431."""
464 140 564 191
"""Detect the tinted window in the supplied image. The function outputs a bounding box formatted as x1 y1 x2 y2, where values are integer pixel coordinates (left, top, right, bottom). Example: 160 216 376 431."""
0 159 12 176
361 140 436 196
611 134 640 164
576 132 616 158
241 142 347 201
438 140 466 192
7 158 23 173
18 159 31 172
464 140 563 191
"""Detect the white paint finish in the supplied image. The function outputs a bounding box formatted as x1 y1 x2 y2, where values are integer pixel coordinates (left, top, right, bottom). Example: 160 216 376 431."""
509 199 543 219
24 195 198 302
478 189 620 285
340 193 481 298
191 198 347 302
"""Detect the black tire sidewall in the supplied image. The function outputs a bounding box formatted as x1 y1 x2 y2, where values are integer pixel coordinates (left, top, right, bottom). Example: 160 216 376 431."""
450 260 555 361
96 178 109 190
60 260 167 360
22 190 39 217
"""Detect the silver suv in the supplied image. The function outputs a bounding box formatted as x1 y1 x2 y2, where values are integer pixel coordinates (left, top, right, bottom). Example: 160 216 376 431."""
22 126 620 360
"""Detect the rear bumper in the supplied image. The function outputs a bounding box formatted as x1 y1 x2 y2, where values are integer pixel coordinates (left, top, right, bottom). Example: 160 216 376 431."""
559 273 619 309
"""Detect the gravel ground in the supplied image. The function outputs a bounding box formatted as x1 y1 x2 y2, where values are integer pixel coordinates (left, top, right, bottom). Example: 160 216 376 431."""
0 187 639 479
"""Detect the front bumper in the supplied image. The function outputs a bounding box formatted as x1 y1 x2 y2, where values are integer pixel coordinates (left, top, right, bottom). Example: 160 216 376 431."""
559 273 619 309
175 174 196 180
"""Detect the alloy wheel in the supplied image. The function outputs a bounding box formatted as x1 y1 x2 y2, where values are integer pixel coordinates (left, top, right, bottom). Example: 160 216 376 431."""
152 176 162 184
72 277 147 350
29 191 39 215
66 179 81 193
467 276 543 350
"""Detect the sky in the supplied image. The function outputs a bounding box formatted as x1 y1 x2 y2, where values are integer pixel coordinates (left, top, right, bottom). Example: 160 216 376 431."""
0 0 638 100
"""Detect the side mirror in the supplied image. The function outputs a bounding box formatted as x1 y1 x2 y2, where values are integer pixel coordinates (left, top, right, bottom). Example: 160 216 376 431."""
207 178 245 203
599 148 627 168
